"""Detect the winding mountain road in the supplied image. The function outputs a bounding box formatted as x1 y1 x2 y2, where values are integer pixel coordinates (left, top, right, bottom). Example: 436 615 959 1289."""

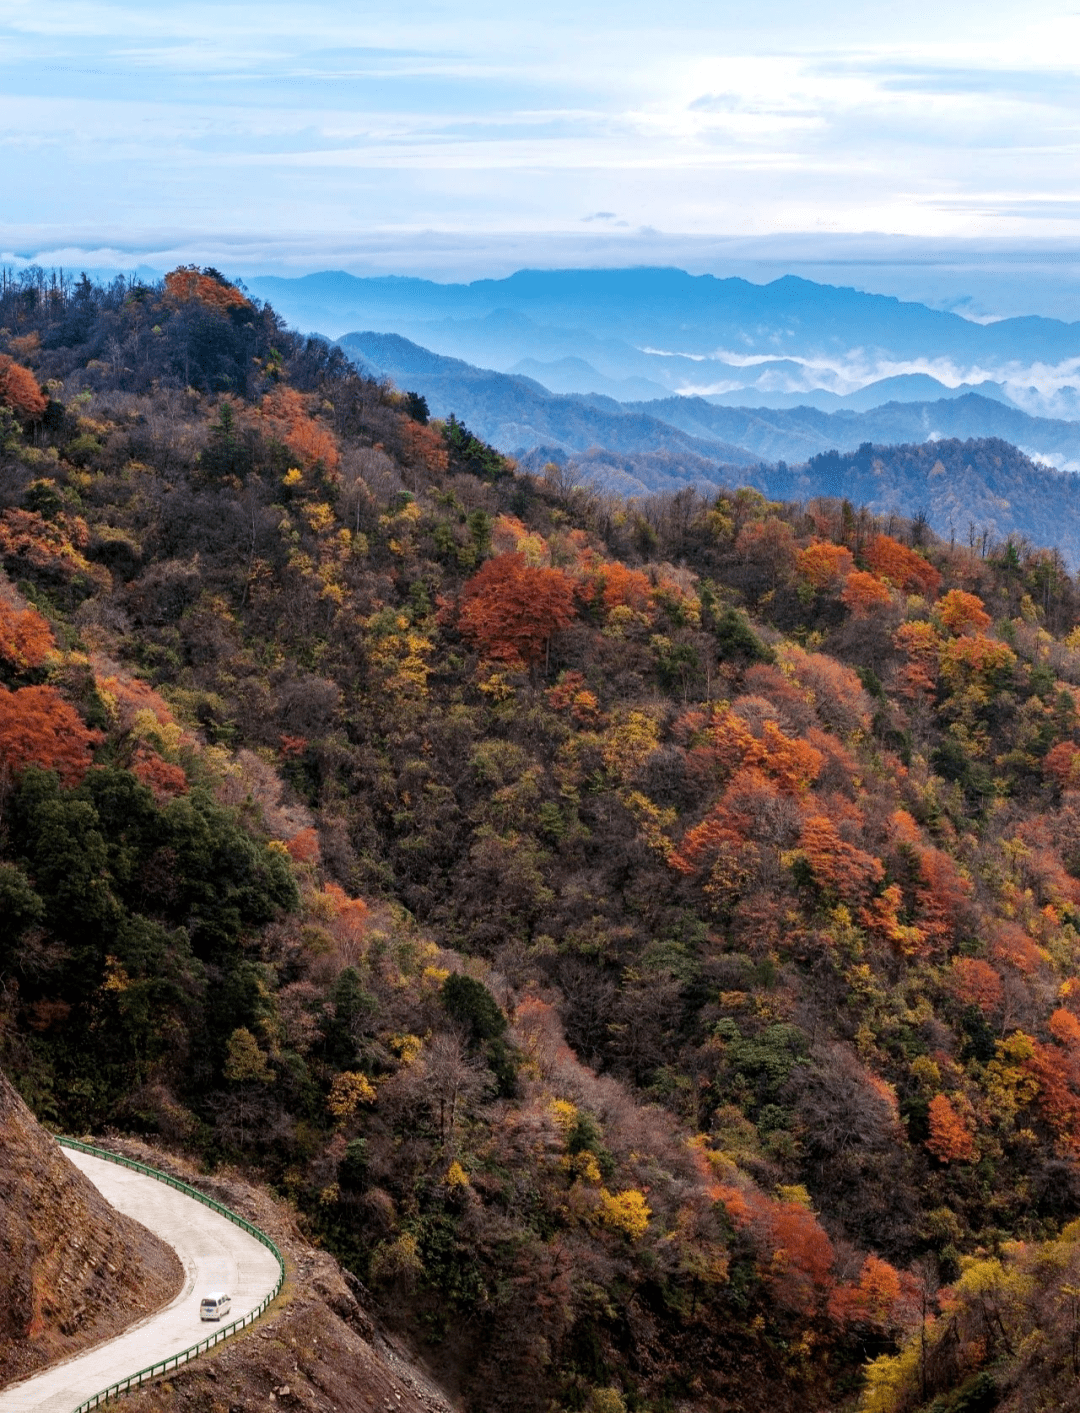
0 1149 282 1413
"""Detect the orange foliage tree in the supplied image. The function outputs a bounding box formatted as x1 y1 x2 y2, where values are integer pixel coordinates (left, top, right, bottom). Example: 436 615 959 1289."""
0 684 101 785
97 672 177 730
324 881 370 966
689 707 823 795
841 570 892 617
0 355 47 420
719 1185 837 1312
1049 1008 1080 1048
893 619 941 699
0 599 54 671
457 553 577 667
950 957 1004 1014
865 534 941 597
829 1254 916 1331
798 812 885 905
937 589 992 635
669 792 761 904
260 387 340 475
796 541 854 590
285 826 321 864
164 266 252 312
926 1093 976 1162
399 419 449 474
598 562 653 613
131 749 188 800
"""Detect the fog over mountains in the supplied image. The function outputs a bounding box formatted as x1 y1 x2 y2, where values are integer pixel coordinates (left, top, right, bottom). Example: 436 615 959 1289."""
339 330 1080 478
250 266 1080 420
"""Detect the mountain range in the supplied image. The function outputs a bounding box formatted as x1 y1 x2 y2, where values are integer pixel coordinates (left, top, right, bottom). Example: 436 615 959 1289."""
249 266 1080 418
338 330 1080 477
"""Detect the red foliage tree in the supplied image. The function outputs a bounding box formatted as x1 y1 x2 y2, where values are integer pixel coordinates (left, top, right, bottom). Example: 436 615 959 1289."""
992 920 1044 976
914 845 973 949
893 619 941 700
733 518 798 594
0 684 101 785
1024 1039 1080 1151
1045 742 1080 791
458 553 577 666
0 355 47 420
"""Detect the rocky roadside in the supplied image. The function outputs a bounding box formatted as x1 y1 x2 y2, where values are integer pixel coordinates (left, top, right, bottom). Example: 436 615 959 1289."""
0 1072 184 1388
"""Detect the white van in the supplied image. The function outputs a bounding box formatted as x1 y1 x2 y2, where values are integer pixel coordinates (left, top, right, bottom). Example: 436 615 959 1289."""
200 1293 232 1322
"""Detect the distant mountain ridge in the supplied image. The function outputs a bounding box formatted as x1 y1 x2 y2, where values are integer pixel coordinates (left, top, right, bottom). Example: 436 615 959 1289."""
338 329 1080 473
252 266 1080 416
339 331 761 467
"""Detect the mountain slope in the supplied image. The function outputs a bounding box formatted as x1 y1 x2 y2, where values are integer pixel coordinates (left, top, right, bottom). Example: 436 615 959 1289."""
17 266 1080 1413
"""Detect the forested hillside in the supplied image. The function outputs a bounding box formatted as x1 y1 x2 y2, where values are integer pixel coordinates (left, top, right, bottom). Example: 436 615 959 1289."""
9 266 1080 1411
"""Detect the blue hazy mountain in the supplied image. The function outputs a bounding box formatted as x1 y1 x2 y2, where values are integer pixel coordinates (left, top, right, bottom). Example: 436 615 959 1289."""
338 330 1080 473
339 332 759 467
252 267 1080 416
507 356 669 402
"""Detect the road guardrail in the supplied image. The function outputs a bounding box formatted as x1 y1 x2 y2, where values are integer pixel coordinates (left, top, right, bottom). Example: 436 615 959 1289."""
55 1137 285 1412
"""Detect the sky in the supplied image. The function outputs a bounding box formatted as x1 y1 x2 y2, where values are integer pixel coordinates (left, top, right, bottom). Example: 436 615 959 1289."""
2 0 1080 314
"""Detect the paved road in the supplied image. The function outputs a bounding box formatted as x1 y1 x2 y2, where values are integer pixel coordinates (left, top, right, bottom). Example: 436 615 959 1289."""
0 1150 281 1413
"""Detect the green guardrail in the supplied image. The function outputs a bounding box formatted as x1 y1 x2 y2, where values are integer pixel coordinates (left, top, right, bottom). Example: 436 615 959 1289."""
55 1137 286 1413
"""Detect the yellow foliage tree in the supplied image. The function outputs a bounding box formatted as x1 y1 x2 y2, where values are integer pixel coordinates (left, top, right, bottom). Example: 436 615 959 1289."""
327 1070 377 1121
596 1187 651 1240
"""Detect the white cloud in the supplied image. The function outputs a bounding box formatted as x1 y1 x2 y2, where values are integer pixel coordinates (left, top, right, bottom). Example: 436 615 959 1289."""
1 0 1080 289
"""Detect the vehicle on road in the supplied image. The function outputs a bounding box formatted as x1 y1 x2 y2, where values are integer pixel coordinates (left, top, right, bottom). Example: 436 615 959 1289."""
199 1293 232 1321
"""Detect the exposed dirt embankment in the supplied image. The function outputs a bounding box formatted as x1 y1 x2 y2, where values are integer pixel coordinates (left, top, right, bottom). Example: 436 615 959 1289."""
103 1140 459 1413
0 1073 184 1388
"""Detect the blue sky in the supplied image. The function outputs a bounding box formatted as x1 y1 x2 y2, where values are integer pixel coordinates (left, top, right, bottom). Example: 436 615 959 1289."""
2 0 1080 311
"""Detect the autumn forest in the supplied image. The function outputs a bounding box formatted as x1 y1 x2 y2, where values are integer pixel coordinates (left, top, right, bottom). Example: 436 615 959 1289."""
5 265 1080 1412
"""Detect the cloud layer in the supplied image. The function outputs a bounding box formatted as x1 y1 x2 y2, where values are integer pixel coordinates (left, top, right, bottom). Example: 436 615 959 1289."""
2 1 1080 302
